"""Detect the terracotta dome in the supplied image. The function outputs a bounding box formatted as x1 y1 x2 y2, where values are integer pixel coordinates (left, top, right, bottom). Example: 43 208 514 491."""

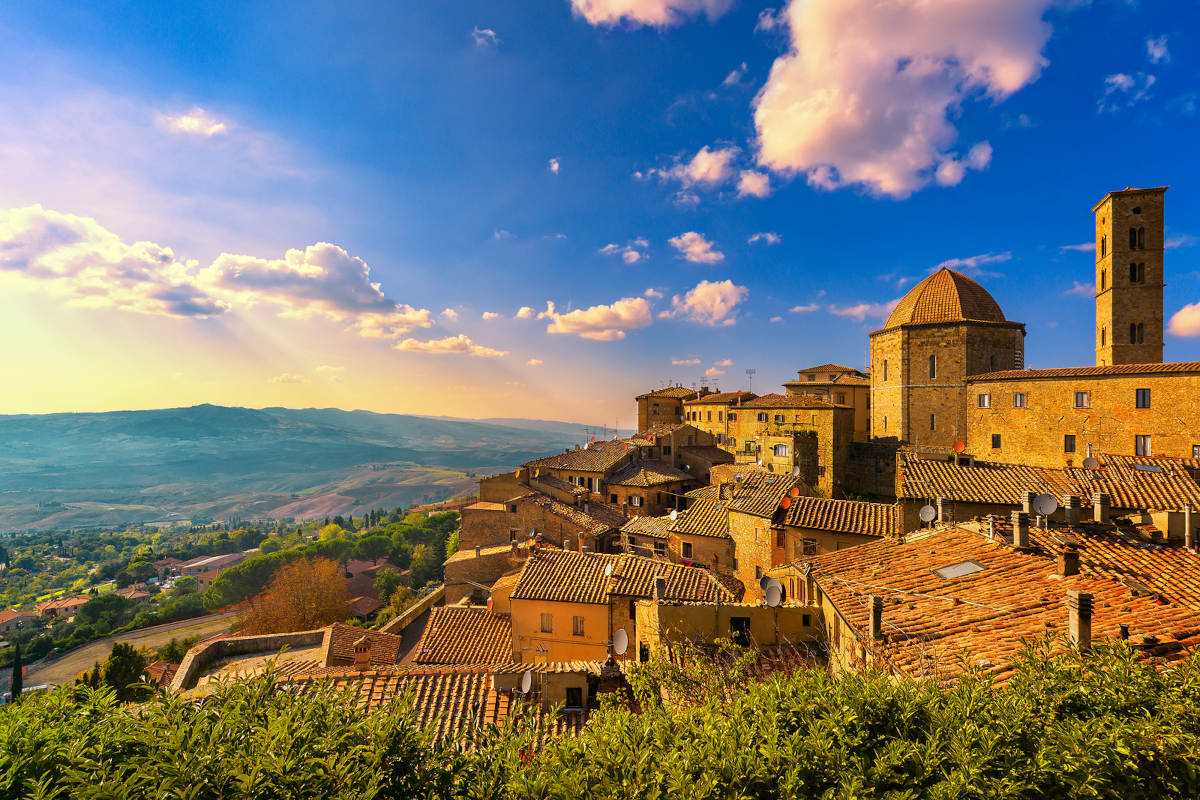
883 268 1006 329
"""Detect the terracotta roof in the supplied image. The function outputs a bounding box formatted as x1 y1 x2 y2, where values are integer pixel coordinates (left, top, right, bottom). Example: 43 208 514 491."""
727 472 805 518
633 422 694 441
796 363 862 375
685 485 720 500
967 361 1200 381
412 607 513 664
1063 462 1200 512
37 596 91 612
283 666 590 743
1092 185 1169 211
606 459 692 487
524 440 632 473
531 473 589 496
323 622 404 667
784 496 898 537
683 391 755 405
882 268 1009 330
740 393 846 410
808 525 1200 684
636 385 697 400
620 515 673 539
679 445 734 463
510 550 739 605
783 374 871 389
0 609 37 624
668 497 730 538
348 596 384 617
525 492 626 534
146 660 179 687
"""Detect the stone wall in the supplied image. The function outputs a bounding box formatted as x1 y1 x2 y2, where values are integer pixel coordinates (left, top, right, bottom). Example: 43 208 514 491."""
843 440 899 499
444 543 525 604
171 629 326 691
1095 188 1165 366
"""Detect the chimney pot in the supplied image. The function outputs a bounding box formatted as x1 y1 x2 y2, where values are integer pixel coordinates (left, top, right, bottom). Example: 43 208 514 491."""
353 635 372 672
1119 623 1130 640
1010 511 1030 548
1057 547 1080 577
1185 505 1195 551
935 497 946 524
1021 491 1035 514
1067 590 1093 651
1064 494 1082 526
474 545 481 558
869 595 884 641
1093 493 1111 524
654 576 666 600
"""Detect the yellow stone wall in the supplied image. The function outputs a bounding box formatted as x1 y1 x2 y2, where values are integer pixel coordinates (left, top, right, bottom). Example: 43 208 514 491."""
1094 188 1165 366
509 598 610 663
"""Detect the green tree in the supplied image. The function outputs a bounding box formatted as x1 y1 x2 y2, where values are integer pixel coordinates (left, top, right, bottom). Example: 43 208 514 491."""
8 644 22 701
373 568 406 606
100 642 149 702
353 535 392 563
408 544 435 588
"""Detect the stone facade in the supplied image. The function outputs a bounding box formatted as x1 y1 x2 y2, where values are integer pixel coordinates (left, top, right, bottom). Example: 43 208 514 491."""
1094 187 1166 366
965 367 1200 467
635 385 697 431
783 364 872 442
732 396 853 496
683 391 755 448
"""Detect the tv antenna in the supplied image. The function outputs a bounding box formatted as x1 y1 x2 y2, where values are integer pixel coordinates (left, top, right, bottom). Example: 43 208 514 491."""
745 368 756 392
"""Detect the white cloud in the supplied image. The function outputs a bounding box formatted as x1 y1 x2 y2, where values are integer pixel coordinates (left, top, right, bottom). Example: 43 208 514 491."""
723 62 748 87
1064 281 1093 297
748 232 782 245
440 307 459 321
1060 242 1095 253
1167 234 1197 249
1146 36 1170 64
644 288 663 299
472 26 500 48
549 157 561 174
933 250 1011 278
789 302 821 313
527 358 544 366
934 142 993 187
515 306 535 319
672 357 702 365
270 373 306 384
705 367 726 377
157 108 228 138
569 0 733 27
669 231 724 264
714 358 734 367
661 279 747 326
755 7 784 32
482 311 502 320
493 229 514 240
672 191 701 208
828 299 901 322
396 334 508 358
540 296 653 340
737 170 771 198
315 364 345 382
1099 72 1155 112
754 0 1055 198
1168 303 1200 337
668 145 740 187
0 205 436 341
769 315 783 323
599 239 649 264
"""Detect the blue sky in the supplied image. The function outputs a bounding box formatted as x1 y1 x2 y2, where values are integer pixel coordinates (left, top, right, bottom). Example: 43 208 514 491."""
0 0 1197 426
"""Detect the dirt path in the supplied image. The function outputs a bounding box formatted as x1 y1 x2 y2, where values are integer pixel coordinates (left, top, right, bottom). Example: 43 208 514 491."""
25 611 237 686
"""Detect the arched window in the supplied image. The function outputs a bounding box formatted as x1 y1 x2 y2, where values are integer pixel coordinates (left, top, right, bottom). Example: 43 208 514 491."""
1101 326 1106 346
1130 323 1138 344
1138 227 1146 249
1137 323 1144 344
1101 269 1106 290
1101 235 1107 257
989 354 996 370
1130 262 1138 283
1130 227 1138 249
929 354 937 380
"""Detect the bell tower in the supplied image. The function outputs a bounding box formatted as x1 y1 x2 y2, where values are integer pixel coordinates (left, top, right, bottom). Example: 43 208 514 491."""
1094 186 1167 366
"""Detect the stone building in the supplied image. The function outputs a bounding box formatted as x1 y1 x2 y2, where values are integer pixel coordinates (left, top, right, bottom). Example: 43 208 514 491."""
1095 186 1166 366
635 385 700 432
783 364 872 442
682 390 757 448
733 394 853 497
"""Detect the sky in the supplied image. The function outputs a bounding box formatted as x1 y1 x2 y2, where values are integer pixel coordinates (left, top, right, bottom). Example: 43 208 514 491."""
0 0 1197 428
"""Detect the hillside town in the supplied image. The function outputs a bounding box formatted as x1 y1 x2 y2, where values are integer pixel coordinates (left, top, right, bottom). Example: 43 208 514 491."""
80 185 1187 741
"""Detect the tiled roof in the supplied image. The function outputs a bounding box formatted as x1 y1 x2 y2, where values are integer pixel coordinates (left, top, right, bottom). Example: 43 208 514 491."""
526 492 626 534
882 268 1008 330
685 485 720 499
683 391 755 405
606 459 692 487
620 515 673 539
783 375 871 389
510 550 739 605
524 440 632 473
668 497 730 538
532 473 589 496
967 361 1200 381
412 607 513 664
348 596 384 617
632 422 693 441
323 622 404 667
727 472 805 518
809 525 1200 684
1063 462 1200 511
796 363 862 374
679 445 734 463
784 496 898 537
37 596 91 612
637 385 697 400
0 609 37 624
740 393 846 409
283 666 590 744
146 660 179 687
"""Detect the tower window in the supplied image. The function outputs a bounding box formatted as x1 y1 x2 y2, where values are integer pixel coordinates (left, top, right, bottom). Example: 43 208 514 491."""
1130 262 1145 283
1132 206 1142 214
1130 323 1138 344
1101 327 1106 346
1100 269 1106 290
1138 323 1144 343
1135 435 1152 457
883 360 888 381
1074 391 1090 408
991 433 1001 449
929 354 937 380
929 413 936 431
1136 388 1151 408
1013 392 1027 408
1138 227 1146 249
1100 235 1106 258
977 393 991 408
1130 227 1138 249
1064 434 1076 453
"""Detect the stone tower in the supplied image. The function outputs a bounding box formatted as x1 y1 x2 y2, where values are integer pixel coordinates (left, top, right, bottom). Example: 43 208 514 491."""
870 268 1025 450
1094 186 1167 366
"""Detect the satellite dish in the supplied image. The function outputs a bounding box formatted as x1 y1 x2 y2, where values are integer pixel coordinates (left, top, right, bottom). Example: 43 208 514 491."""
1033 494 1058 517
669 509 678 521
759 575 772 591
791 466 801 477
953 441 966 454
765 584 782 607
519 670 532 694
613 628 629 656
789 487 800 498
603 562 614 577
919 504 937 523
1082 457 1100 469
528 529 536 539
780 496 792 510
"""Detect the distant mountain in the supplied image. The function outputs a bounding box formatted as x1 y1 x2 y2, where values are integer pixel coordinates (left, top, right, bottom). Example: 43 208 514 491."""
420 414 633 439
0 405 593 531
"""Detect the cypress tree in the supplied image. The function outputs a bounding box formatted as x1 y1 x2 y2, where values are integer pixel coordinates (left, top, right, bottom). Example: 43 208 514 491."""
10 643 22 700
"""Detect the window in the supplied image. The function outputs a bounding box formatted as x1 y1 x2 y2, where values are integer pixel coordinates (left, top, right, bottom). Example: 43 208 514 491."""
729 412 737 421
1100 269 1106 290
1013 392 1027 408
757 412 768 422
1074 391 1090 408
932 559 986 580
929 354 937 379
807 374 816 381
631 495 642 507
829 374 837 381
773 444 789 457
730 617 751 646
1130 227 1138 249
755 566 763 580
773 414 784 424
1101 327 1106 346
1100 235 1106 257
1136 435 1152 457
1064 434 1076 453
1138 227 1146 249
716 433 724 445
654 541 665 556
883 360 888 381
977 393 991 408
1137 323 1144 344
570 615 584 636
629 598 636 618
682 542 692 558
1136 388 1151 408
776 530 786 547
745 442 755 454
540 613 553 633
1133 206 1142 214
930 413 936 431
706 411 712 422
802 614 812 627
662 444 671 455
883 415 888 431
729 437 737 447
565 687 583 709
835 392 846 405
717 411 723 422
991 433 1001 449
1130 262 1145 283
610 494 618 504
1193 445 1200 459
1131 323 1138 344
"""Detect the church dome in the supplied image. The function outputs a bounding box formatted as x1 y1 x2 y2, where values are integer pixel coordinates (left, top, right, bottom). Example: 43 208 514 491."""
882 268 1006 330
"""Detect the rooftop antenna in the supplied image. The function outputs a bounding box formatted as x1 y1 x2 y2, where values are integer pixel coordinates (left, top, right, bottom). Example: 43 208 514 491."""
745 368 756 392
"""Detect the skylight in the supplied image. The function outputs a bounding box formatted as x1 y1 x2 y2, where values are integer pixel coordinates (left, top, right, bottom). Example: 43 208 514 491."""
932 560 985 580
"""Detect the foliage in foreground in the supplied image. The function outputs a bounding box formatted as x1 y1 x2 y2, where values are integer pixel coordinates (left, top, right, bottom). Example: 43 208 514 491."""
3 639 1200 799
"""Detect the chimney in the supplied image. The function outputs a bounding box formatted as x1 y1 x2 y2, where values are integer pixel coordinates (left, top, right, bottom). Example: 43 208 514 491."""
1021 491 1035 514
1057 547 1080 577
654 576 666 600
353 635 372 672
1185 505 1195 551
564 538 571 552
1010 511 1030 548
987 515 996 539
582 501 589 514
581 545 588 554
1067 590 1093 651
474 545 481 558
935 497 946 524
1119 622 1130 640
1092 493 1110 524
1063 494 1081 526
869 595 884 640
